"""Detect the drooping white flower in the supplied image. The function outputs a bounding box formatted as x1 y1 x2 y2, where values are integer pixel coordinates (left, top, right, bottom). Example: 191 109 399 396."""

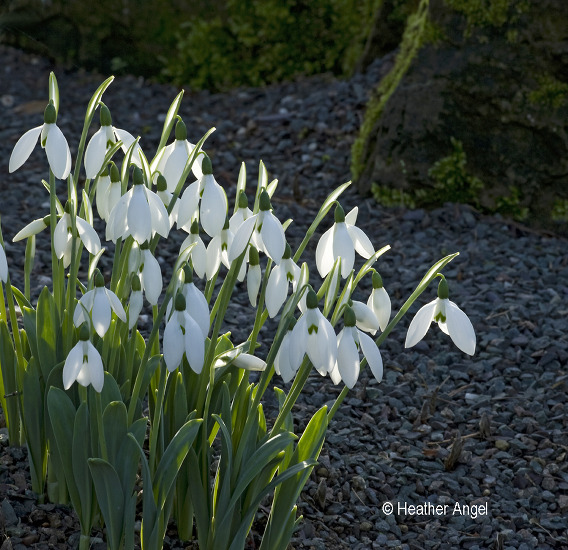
351 300 380 336
405 277 476 356
179 221 207 279
63 325 104 392
265 244 300 318
329 306 383 389
153 119 203 192
13 215 50 243
84 104 143 179
155 174 179 228
199 159 228 238
229 190 286 265
163 293 205 374
106 166 169 243
289 289 337 376
138 243 163 306
229 191 253 234
73 270 126 338
367 272 391 332
128 274 144 330
96 163 122 222
0 243 8 283
274 321 297 383
247 246 261 307
206 219 233 280
9 101 71 180
316 205 374 279
53 208 101 268
176 180 200 233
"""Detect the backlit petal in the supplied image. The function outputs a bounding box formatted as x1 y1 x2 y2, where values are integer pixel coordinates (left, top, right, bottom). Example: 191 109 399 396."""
45 124 71 179
260 211 285 263
247 264 261 307
315 225 334 278
163 314 184 371
368 287 391 332
128 185 152 243
200 175 228 237
0 245 8 283
74 290 95 327
184 283 210 337
86 342 105 392
92 288 111 337
347 224 374 259
206 236 222 280
128 290 143 329
176 181 200 232
337 326 359 389
53 215 70 259
229 214 257 263
13 218 48 242
345 206 358 226
183 312 205 374
358 330 383 383
62 342 84 390
75 216 101 255
352 300 380 335
405 299 437 349
141 250 162 305
163 140 189 192
9 125 42 173
105 288 126 322
332 223 354 278
145 187 170 238
265 264 288 318
85 127 109 179
445 300 476 355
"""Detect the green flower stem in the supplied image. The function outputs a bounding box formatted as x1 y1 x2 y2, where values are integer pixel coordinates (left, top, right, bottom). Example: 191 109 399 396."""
149 364 167 474
79 534 91 550
109 237 124 295
65 222 82 354
247 257 272 353
205 271 218 305
24 236 35 301
49 170 64 313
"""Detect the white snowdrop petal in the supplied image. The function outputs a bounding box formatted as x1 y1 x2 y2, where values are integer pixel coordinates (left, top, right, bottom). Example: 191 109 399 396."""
347 224 375 259
85 127 109 179
445 300 476 355
128 290 143 329
87 342 105 392
404 300 438 349
63 343 84 390
163 141 188 192
188 143 203 179
358 330 383 383
318 314 338 374
92 288 112 337
337 327 360 389
75 217 101 255
184 283 210 338
45 124 72 179
106 192 130 242
233 354 267 371
141 251 162 305
368 287 391 332
13 218 48 242
352 300 380 335
53 216 70 259
183 313 205 374
74 290 95 327
0 245 8 283
345 206 358 226
190 237 207 279
105 288 126 322
114 128 142 167
289 315 308 372
332 223 355 278
9 126 42 173
228 214 257 263
128 186 152 243
261 212 286 264
176 181 200 232
146 187 170 238
206 237 222 280
275 334 295 382
315 226 334 278
265 265 287 318
247 264 261 307
163 316 184 371
200 175 228 237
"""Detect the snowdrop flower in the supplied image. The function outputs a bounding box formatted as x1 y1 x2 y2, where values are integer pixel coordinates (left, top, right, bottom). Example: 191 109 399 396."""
167 265 210 338
176 180 200 233
0 243 8 283
206 219 237 280
73 270 126 337
316 204 374 279
405 277 476 355
329 306 383 389
163 293 205 374
289 289 337 376
153 119 203 192
351 300 381 336
96 163 122 222
229 192 253 234
138 242 163 306
247 246 261 307
84 104 142 178
9 101 71 180
232 353 267 371
265 243 300 318
367 272 391 332
128 274 144 330
155 174 179 228
274 320 297 383
54 205 101 268
179 221 207 279
63 324 104 392
229 190 286 265
13 215 50 243
194 155 228 238
106 166 169 243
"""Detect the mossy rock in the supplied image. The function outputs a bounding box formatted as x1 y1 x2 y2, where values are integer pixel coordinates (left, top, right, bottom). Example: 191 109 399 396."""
354 0 568 230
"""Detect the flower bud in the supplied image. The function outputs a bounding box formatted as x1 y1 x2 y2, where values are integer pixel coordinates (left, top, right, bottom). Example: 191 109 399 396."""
372 271 383 289
437 277 449 299
202 155 212 175
344 306 356 327
44 101 57 124
156 174 168 192
175 119 187 141
133 166 144 186
100 104 112 127
174 292 186 311
79 323 90 341
334 204 345 223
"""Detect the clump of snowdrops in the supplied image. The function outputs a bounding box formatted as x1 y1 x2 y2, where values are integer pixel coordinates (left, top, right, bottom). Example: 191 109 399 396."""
0 74 475 550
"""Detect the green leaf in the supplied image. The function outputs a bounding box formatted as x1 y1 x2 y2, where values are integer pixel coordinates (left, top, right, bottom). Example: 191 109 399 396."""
88 248 106 282
121 137 141 184
234 162 247 214
73 401 94 527
36 287 60 380
158 90 184 152
353 244 391 287
0 321 19 438
48 72 59 114
88 459 124 550
85 77 114 130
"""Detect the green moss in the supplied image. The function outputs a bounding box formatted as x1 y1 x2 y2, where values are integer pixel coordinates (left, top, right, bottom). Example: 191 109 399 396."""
371 183 416 207
351 0 430 182
528 74 568 109
551 198 568 222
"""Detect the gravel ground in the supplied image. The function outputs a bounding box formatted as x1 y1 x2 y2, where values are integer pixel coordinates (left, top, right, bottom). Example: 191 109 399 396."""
1 46 568 550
